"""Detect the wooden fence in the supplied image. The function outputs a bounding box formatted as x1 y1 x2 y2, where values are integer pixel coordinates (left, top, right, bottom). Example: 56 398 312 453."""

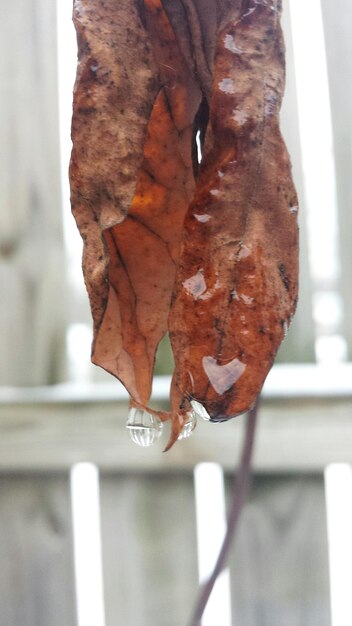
1 0 352 624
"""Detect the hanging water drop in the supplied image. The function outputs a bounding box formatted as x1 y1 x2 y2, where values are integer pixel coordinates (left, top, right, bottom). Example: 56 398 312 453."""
190 400 211 421
126 407 163 447
178 410 197 440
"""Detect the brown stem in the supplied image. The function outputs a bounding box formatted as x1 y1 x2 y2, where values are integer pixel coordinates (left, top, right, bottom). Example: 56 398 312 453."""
188 400 259 626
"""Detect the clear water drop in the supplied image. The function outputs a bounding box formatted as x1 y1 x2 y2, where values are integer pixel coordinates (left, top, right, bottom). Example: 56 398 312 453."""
190 400 211 421
178 411 197 440
126 407 163 447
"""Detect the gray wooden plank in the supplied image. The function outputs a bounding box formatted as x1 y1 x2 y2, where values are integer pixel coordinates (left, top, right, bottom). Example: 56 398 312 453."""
321 0 352 358
229 475 330 626
100 473 198 626
0 473 76 626
0 367 351 472
0 0 67 385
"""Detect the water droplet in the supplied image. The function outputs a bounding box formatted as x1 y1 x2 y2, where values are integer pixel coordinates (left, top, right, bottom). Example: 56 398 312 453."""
191 400 211 421
243 6 256 18
182 270 207 299
194 213 211 223
238 244 251 259
223 34 243 55
231 290 254 305
202 356 246 395
126 407 163 447
241 294 254 305
232 109 248 126
178 411 197 440
218 78 236 94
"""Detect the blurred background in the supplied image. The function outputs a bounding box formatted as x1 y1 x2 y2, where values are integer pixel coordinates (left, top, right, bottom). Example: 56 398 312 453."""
0 0 352 624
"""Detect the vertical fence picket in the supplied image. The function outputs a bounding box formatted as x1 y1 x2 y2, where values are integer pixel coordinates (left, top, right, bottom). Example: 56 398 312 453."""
320 0 352 359
277 1 316 363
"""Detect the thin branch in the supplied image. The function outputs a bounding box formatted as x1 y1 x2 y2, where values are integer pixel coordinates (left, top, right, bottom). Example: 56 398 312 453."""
188 400 259 626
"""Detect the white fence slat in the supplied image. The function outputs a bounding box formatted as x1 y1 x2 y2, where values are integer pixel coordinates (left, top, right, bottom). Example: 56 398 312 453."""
321 0 352 358
70 463 106 626
278 1 316 362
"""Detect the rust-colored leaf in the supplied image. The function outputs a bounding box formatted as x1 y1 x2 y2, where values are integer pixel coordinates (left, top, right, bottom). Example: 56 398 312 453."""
169 1 299 431
71 0 201 408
